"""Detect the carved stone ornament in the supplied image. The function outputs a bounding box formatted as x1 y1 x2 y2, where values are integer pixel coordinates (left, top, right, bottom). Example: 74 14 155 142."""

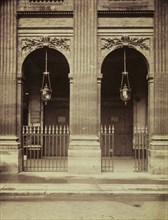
101 36 150 51
21 36 70 54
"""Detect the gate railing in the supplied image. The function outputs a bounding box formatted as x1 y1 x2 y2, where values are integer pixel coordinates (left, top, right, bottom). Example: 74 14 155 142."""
100 125 114 172
22 125 69 171
133 126 148 172
22 125 148 172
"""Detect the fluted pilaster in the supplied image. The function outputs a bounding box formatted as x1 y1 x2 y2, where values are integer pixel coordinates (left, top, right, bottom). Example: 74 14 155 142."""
154 0 168 135
68 0 101 174
0 0 17 135
71 0 98 136
148 0 168 174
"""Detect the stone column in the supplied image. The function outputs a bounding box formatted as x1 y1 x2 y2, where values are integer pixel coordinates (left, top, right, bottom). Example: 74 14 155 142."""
68 0 101 173
0 0 19 173
148 0 168 174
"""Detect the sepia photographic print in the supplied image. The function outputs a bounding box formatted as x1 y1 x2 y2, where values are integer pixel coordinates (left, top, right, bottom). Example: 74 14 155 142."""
0 0 168 219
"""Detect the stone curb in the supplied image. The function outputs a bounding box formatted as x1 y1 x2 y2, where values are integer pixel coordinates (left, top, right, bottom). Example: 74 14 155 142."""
1 192 167 201
0 183 167 201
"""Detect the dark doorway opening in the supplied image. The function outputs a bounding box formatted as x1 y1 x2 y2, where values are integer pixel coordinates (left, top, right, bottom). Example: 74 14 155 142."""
22 48 70 127
22 48 70 171
101 47 148 169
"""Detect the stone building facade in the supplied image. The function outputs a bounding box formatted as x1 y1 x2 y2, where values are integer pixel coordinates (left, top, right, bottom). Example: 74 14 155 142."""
0 0 167 174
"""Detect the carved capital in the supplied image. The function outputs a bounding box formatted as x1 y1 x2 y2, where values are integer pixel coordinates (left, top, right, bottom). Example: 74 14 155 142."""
68 73 73 83
17 76 23 85
97 73 103 84
147 75 154 83
101 36 150 51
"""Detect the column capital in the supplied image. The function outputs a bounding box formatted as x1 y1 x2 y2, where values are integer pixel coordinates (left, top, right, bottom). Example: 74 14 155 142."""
146 75 154 83
68 73 73 83
17 76 23 85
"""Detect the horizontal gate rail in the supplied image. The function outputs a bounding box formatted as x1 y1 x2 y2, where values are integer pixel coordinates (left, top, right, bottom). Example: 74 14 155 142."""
101 125 114 172
22 125 69 172
133 126 148 172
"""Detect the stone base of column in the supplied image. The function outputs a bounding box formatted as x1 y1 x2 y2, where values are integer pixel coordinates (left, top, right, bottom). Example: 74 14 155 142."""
148 135 168 175
68 135 101 174
0 136 20 173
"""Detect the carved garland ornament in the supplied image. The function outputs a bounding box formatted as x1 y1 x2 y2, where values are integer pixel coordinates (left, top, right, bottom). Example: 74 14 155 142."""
21 36 70 54
101 36 150 51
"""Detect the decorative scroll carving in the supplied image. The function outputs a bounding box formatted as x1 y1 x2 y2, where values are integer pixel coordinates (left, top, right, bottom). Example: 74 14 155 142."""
101 36 150 50
21 36 70 53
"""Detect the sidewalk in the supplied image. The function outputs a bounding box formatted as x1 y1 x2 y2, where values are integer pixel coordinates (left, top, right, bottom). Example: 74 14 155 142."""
0 172 168 201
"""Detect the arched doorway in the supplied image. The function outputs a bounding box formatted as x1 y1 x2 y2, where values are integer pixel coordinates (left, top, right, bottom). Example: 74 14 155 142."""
101 47 148 171
22 48 70 127
22 48 70 171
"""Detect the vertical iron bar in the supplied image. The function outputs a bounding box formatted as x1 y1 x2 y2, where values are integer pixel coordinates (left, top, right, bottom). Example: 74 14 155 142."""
63 126 66 171
23 126 25 171
29 126 32 171
134 126 137 171
27 126 30 171
60 125 62 171
104 125 107 171
48 125 51 170
100 125 103 171
112 125 114 172
145 127 148 171
33 126 35 171
66 126 69 171
135 126 138 171
138 127 140 171
40 126 43 170
139 128 142 171
37 126 39 171
44 126 47 171
56 125 58 170
142 128 145 171
108 125 111 171
51 125 54 170
140 128 142 171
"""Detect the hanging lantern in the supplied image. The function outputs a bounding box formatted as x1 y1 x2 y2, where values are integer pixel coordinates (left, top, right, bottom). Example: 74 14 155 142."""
41 48 52 105
120 47 131 105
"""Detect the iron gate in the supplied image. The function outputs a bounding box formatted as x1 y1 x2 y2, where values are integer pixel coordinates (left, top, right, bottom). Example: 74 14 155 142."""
22 125 147 172
133 126 148 172
101 125 114 172
22 125 69 171
100 125 148 172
